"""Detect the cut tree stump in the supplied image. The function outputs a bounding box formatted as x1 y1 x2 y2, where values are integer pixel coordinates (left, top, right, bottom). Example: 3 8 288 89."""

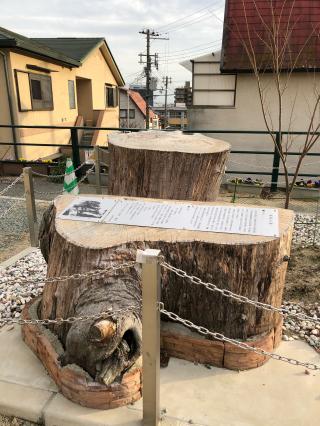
108 130 230 201
21 194 294 408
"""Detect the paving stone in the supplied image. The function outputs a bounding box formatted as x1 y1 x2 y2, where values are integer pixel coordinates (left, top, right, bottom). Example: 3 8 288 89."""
0 325 57 392
43 394 142 426
0 381 53 424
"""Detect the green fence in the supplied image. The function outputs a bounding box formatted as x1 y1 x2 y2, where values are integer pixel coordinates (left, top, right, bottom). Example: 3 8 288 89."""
0 124 319 191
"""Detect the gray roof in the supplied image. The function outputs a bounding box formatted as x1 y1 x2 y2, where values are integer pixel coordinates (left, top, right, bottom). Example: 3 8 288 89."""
31 38 104 62
0 26 80 66
0 26 125 85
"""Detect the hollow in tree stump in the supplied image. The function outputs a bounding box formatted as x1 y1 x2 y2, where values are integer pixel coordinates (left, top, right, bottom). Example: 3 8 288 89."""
108 130 230 201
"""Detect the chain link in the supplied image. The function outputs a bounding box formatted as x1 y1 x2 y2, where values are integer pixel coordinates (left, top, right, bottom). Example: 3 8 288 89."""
0 199 25 220
32 161 87 178
0 174 23 196
77 164 95 185
2 261 136 286
33 165 95 196
159 304 320 372
161 261 320 325
2 305 139 326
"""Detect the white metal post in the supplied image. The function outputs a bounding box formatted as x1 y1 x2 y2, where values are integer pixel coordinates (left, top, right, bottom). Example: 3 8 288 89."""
94 145 102 194
23 167 38 247
137 249 161 426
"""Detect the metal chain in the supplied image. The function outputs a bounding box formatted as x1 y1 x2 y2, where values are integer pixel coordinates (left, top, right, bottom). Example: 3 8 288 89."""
32 161 87 178
76 164 95 185
159 305 320 371
33 165 95 196
161 261 320 325
2 261 136 286
1 305 139 326
0 199 24 220
0 174 23 196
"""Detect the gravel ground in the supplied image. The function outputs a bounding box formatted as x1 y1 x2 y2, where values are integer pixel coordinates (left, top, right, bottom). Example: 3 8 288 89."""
292 213 320 246
0 251 46 325
0 415 36 426
0 198 49 262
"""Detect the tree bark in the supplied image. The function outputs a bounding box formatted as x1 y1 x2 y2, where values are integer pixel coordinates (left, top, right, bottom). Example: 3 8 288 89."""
108 130 230 201
39 195 294 384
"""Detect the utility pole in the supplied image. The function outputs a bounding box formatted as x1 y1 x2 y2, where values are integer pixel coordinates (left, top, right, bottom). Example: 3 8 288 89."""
146 29 151 129
162 76 172 128
139 29 168 129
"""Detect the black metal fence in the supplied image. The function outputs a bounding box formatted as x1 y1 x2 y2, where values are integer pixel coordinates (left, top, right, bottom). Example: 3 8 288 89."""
0 124 319 191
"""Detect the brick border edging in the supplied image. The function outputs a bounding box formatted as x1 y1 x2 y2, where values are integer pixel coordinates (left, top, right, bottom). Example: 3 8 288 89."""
21 298 142 410
161 320 283 370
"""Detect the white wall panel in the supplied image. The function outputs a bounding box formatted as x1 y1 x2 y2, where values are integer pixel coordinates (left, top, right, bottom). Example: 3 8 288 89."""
194 62 220 74
194 75 236 90
193 91 235 106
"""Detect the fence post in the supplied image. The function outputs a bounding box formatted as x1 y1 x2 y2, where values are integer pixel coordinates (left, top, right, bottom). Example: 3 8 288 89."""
23 167 38 247
70 128 81 177
94 145 102 194
137 248 161 426
271 132 281 192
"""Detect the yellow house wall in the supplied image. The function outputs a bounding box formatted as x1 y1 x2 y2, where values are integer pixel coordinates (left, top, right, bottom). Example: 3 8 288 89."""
4 46 120 160
77 48 119 146
0 55 16 160
76 48 117 109
95 109 119 146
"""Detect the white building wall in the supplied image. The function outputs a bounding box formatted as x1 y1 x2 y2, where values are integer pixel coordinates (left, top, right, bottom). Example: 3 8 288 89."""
189 70 320 183
119 90 145 129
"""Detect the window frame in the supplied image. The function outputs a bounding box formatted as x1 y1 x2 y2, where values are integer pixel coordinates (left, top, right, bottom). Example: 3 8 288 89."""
68 80 76 109
120 109 136 120
105 84 119 108
14 70 32 112
28 72 54 111
129 109 135 119
191 61 237 109
15 69 55 112
120 109 127 118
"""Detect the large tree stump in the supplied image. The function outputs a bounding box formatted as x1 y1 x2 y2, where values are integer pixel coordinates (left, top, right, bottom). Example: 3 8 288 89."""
22 194 294 402
108 130 230 201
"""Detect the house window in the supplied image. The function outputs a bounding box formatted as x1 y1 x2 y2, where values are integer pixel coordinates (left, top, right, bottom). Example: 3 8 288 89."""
30 80 42 100
169 111 182 118
106 85 118 107
192 62 237 108
120 109 135 119
129 109 135 119
68 80 76 109
15 70 53 111
29 73 53 110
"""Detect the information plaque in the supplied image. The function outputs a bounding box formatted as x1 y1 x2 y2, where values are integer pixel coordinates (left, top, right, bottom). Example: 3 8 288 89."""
59 197 279 237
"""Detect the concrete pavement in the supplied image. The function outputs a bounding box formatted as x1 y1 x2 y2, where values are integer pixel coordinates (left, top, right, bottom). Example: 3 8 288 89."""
0 324 319 426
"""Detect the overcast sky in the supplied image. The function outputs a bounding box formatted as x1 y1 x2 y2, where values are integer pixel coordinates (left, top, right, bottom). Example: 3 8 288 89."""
1 0 225 104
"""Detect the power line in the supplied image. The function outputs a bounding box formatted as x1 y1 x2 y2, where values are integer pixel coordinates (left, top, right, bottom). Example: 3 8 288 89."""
163 11 215 34
157 40 222 55
158 43 221 60
156 0 223 32
158 52 217 65
158 4 224 35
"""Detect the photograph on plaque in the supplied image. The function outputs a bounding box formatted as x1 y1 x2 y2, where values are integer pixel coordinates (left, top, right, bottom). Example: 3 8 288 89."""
58 197 116 222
